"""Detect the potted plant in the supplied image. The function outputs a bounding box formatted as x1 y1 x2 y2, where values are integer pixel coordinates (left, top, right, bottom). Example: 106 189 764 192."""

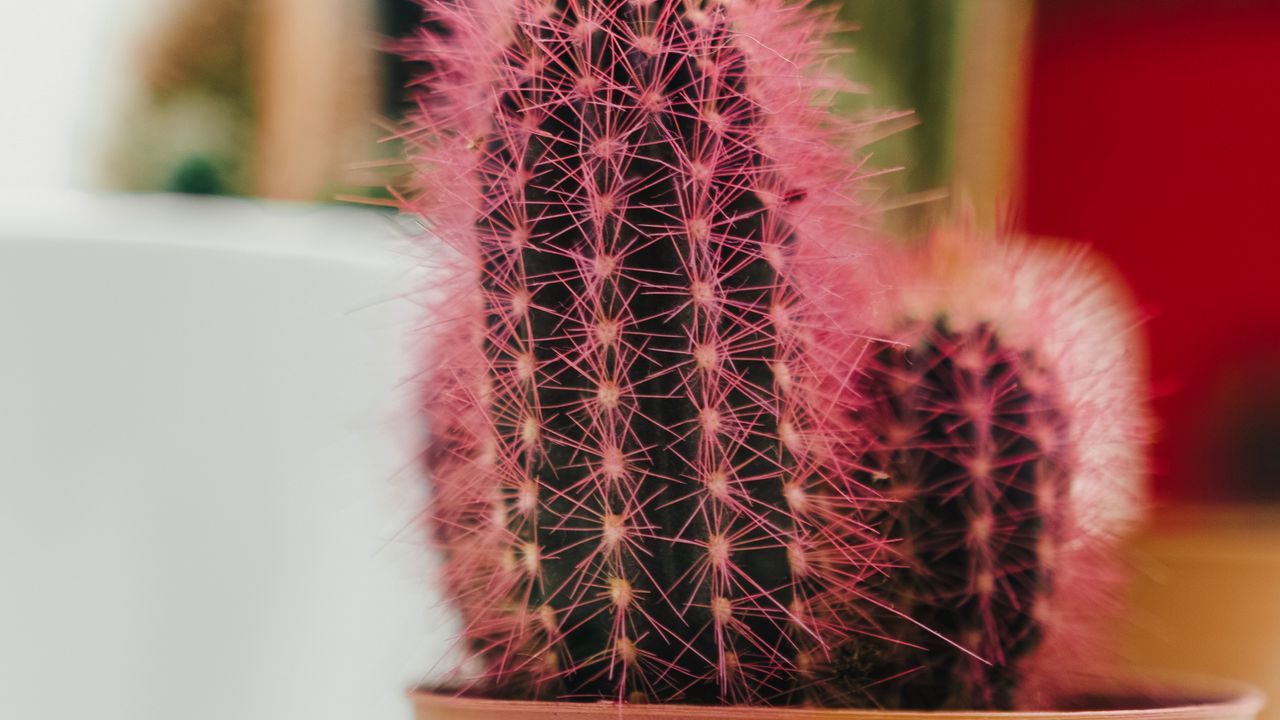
403 0 1263 716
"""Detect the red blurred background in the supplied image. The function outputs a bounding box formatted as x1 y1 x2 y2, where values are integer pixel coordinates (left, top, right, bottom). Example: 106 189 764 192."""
1023 0 1280 502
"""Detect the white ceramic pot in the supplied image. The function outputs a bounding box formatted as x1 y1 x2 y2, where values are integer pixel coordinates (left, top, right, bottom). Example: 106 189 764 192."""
0 193 452 720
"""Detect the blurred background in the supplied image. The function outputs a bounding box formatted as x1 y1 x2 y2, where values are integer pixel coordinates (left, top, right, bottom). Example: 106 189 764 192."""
1 0 1277 718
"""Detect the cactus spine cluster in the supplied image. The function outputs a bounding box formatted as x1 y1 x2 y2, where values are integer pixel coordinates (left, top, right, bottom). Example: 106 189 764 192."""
412 0 878 705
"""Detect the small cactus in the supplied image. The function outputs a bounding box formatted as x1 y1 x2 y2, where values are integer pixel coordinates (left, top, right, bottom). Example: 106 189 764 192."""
409 0 882 705
849 319 1071 709
841 229 1149 710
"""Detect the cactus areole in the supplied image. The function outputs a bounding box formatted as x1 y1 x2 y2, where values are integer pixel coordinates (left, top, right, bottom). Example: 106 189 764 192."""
412 0 877 706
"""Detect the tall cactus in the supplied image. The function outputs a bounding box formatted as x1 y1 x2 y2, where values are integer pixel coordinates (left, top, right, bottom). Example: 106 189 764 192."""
841 230 1149 710
411 0 879 705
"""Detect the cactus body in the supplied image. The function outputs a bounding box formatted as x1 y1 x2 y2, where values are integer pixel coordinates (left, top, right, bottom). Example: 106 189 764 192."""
840 231 1149 710
412 0 876 705
850 319 1071 709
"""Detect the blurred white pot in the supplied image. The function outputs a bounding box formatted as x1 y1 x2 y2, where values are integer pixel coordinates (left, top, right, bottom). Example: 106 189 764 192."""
0 193 451 719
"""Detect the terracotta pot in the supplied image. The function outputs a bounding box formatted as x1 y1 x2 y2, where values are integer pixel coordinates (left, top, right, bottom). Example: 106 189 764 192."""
412 674 1261 720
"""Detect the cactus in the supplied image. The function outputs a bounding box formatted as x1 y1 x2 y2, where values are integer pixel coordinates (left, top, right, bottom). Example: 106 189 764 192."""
847 318 1071 709
841 230 1149 710
409 0 883 705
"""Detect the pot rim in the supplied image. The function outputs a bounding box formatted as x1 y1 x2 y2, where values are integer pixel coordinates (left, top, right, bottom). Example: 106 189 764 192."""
410 671 1263 720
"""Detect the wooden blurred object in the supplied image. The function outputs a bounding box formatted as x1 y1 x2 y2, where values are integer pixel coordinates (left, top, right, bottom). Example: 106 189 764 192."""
254 0 380 200
139 0 250 97
951 0 1034 227
1126 506 1280 720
